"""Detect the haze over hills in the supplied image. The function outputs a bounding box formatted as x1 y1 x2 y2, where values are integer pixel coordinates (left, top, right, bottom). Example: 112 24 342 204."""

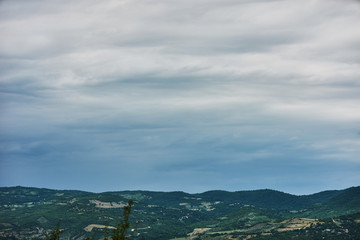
0 186 360 240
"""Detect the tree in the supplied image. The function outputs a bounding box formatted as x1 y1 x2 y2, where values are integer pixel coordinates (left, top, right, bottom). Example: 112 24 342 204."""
111 200 134 240
46 220 63 240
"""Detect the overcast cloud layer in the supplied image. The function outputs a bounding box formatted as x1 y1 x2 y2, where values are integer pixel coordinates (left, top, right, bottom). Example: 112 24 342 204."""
1 0 360 194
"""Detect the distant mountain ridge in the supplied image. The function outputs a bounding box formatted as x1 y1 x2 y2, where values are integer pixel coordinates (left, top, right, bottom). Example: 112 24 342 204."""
0 186 359 239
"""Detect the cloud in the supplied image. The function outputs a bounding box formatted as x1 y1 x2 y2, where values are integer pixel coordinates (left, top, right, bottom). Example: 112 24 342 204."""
0 0 360 194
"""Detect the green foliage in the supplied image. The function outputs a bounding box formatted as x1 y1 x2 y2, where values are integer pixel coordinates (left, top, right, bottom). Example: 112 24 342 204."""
45 220 62 240
1 186 360 240
111 200 134 240
45 200 136 240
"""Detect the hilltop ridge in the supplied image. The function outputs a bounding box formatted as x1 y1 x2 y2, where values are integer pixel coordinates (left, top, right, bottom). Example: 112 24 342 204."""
0 186 359 239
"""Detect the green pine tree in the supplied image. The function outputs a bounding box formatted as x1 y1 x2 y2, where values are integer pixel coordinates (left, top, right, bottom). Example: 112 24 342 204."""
111 200 134 240
46 220 63 240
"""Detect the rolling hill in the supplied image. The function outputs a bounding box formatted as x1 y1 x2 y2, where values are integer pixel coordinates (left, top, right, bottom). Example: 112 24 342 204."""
0 186 359 239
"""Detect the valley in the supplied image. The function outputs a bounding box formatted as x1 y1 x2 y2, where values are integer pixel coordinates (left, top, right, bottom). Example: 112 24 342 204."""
0 186 359 239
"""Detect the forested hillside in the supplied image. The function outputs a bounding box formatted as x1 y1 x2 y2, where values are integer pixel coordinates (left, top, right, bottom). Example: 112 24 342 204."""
0 186 359 239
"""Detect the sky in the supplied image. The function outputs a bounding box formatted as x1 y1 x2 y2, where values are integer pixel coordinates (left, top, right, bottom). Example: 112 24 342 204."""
0 0 360 195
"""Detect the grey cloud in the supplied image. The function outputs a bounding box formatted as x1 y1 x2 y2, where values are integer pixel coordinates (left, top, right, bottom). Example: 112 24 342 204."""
1 0 360 193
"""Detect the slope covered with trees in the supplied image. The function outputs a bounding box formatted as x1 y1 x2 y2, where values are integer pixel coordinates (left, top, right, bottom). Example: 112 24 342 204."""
0 186 359 239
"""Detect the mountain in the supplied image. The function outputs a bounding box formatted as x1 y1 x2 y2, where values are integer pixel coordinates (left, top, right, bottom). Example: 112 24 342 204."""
326 186 360 207
301 189 343 204
294 186 360 219
0 186 359 240
198 189 315 210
